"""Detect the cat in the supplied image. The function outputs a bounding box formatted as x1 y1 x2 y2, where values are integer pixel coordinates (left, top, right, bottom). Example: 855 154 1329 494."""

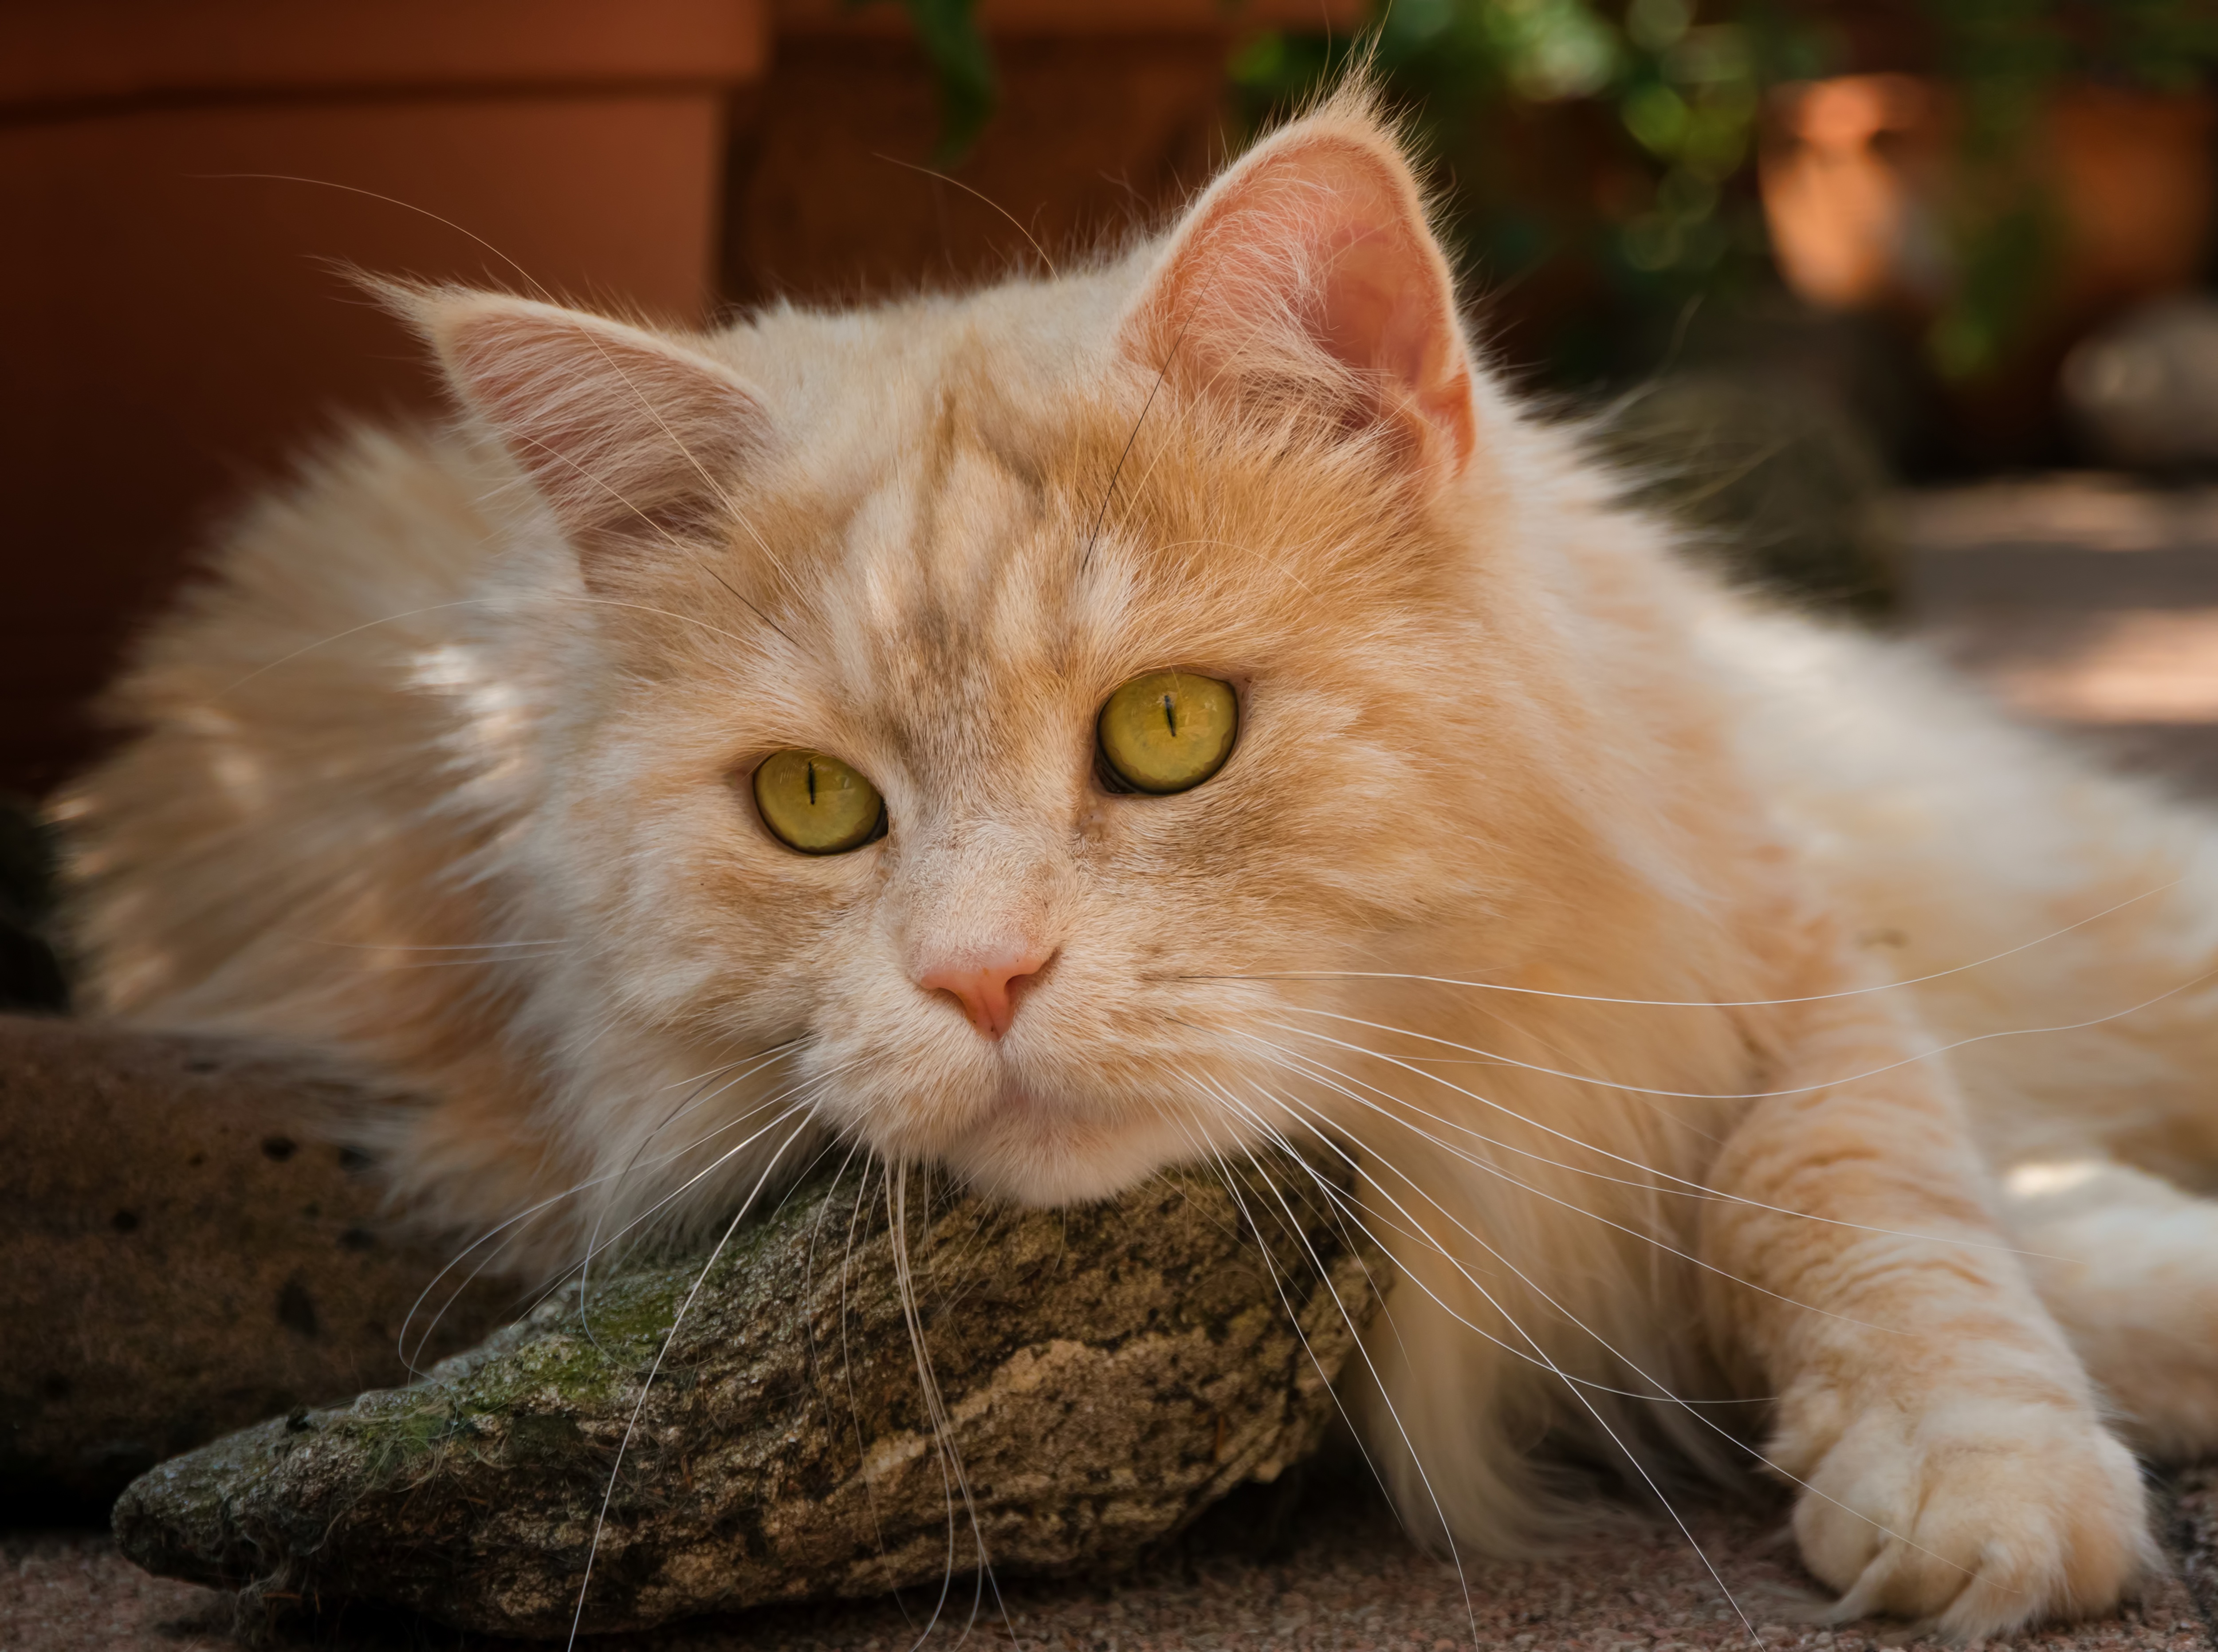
55 85 2218 1636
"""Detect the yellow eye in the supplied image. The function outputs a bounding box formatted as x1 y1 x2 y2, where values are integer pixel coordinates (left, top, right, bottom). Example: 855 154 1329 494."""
752 749 885 854
1097 670 1239 795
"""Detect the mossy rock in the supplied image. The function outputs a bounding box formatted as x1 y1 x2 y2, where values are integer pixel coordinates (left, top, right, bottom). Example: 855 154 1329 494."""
112 1152 1388 1637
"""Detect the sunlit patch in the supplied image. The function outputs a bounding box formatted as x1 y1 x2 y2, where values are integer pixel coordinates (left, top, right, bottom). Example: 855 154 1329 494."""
211 746 268 810
409 643 479 690
2003 1158 2108 1198
1986 610 2218 724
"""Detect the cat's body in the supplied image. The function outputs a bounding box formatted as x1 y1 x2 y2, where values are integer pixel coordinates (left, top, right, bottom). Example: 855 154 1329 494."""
59 95 2218 1633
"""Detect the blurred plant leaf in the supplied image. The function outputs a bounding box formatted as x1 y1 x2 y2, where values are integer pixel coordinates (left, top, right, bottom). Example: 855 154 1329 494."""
849 0 995 164
1229 0 2218 392
904 0 995 163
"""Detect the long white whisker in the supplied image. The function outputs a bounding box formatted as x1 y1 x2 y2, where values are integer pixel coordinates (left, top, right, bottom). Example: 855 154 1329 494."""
484 1060 861 1353
886 1161 1010 1652
1222 1081 2003 1604
563 1113 814 1652
577 1045 804 1349
1268 956 2218 1101
1168 1107 1486 1639
1213 1084 1766 1646
1237 1037 1901 1338
1257 1021 2071 1261
1175 1119 1484 1650
1182 877 2185 1008
553 1064 861 1291
1201 1078 1750 1398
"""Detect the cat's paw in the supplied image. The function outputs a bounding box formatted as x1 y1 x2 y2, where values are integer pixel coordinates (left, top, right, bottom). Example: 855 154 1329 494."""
1788 1397 2154 1638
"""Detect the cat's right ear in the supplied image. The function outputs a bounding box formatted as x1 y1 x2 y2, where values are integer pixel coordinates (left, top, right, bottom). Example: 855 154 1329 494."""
391 287 769 586
1117 97 1477 482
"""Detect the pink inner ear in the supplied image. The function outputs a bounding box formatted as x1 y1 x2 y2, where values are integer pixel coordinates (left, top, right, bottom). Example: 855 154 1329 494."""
1128 128 1477 473
429 296 766 562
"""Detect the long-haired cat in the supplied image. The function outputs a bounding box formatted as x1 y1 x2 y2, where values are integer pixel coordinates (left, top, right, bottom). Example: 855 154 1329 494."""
58 88 2218 1636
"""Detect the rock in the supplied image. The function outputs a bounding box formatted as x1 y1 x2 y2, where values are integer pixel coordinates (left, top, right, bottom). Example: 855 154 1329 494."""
2170 1460 2218 1624
0 1015 514 1518
2064 297 2218 472
112 1151 1388 1638
0 795 67 1012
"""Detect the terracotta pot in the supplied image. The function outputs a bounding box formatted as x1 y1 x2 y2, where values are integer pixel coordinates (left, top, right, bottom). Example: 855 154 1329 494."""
732 0 1367 307
1759 73 2215 464
0 1 770 798
2 0 1365 799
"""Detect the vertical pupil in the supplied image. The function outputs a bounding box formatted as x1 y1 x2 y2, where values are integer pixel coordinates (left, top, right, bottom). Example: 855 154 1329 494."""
806 760 818 806
1160 692 1177 737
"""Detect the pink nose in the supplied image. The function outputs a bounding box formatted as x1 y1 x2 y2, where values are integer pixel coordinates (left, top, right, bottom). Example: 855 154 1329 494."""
917 945 1054 1040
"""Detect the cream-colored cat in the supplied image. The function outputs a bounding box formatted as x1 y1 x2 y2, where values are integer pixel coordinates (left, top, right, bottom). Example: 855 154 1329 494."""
59 90 2218 1635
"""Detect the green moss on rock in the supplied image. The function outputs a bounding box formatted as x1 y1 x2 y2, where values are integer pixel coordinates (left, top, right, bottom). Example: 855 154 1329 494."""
113 1152 1388 1638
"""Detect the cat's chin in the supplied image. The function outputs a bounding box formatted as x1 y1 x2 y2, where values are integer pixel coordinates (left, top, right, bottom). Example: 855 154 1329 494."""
925 1090 1208 1210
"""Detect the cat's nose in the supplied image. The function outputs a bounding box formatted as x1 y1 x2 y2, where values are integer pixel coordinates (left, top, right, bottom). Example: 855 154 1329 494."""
917 944 1055 1041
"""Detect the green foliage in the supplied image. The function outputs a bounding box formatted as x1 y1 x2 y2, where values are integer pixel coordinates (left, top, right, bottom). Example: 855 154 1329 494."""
1231 1 1820 384
850 0 995 163
870 0 2218 384
901 0 996 164
1228 1 2218 387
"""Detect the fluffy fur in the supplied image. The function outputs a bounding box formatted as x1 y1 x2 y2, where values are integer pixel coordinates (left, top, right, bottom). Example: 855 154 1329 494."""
59 92 2218 1635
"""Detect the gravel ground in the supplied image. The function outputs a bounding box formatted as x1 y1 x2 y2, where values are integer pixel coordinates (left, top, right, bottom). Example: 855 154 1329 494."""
11 475 2218 1650
13 1472 2218 1652
7 1472 2217 1652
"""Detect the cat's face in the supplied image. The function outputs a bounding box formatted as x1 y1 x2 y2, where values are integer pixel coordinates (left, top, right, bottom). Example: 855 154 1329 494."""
421 100 1602 1204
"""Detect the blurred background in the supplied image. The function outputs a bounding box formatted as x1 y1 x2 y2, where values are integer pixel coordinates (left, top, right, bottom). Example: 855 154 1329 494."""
8 0 2218 828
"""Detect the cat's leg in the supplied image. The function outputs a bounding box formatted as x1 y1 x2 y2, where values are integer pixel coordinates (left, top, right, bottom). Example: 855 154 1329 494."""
1700 938 2156 1638
2002 1156 2218 1458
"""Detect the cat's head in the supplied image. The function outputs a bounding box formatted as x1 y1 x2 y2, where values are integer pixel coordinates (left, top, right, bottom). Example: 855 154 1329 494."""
406 94 1647 1208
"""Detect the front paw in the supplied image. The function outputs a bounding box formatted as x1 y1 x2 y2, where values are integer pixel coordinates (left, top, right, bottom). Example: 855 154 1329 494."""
1788 1397 2154 1638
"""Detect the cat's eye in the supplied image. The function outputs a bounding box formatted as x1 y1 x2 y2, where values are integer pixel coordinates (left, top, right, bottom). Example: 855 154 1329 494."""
752 750 885 854
1097 670 1239 795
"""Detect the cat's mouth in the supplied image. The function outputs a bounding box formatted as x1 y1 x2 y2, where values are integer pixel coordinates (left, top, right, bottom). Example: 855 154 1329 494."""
911 1067 1211 1208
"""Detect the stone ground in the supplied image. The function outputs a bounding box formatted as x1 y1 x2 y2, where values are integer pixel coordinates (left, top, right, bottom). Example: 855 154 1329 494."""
11 472 2218 1651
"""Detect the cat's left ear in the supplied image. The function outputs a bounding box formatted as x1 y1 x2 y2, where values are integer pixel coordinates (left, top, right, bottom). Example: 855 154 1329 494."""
1118 101 1477 478
396 287 769 584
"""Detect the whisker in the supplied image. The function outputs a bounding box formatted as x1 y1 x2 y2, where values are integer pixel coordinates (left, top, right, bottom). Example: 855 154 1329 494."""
577 1044 804 1350
1218 1080 2002 1605
553 1061 865 1293
1177 877 2185 1008
886 1161 1010 1651
1235 1037 1902 1337
512 1091 821 1350
838 1157 910 1601
1168 1109 1483 1640
197 173 560 303
402 1053 841 1373
1256 1020 2074 1261
1203 1076 1746 1397
1081 315 1192 574
1266 964 2218 1102
870 152 1059 276
1213 1084 1768 1647
564 1113 815 1652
